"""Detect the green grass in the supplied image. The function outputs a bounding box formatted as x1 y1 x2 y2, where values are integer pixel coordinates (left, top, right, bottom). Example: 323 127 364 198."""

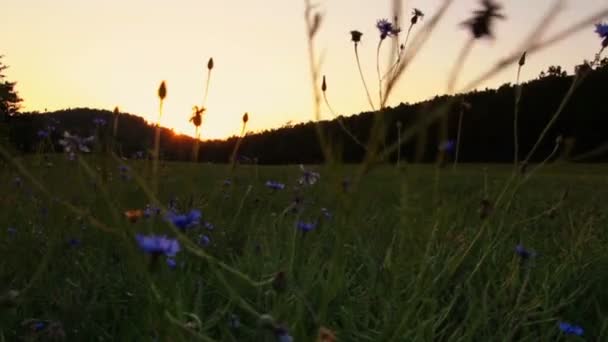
1 155 607 341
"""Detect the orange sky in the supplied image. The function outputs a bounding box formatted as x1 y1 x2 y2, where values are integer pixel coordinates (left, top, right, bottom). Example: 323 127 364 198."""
2 0 607 139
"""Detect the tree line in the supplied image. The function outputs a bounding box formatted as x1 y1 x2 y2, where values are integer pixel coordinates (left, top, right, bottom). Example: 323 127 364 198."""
2 57 608 164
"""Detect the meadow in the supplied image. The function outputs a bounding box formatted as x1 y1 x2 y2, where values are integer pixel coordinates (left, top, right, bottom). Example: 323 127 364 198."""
1 156 607 341
2 1 608 340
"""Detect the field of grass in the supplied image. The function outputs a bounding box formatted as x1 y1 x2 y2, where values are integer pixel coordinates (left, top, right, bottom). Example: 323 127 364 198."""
1 155 607 341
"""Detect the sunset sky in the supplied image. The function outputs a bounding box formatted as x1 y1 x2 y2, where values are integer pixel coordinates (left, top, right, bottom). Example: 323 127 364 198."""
2 0 607 139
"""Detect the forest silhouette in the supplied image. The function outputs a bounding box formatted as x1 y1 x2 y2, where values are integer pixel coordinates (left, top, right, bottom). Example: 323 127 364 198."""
3 58 608 164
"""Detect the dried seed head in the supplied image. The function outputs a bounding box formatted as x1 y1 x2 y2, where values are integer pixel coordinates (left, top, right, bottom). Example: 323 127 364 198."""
242 112 249 124
158 81 167 100
518 51 527 66
321 75 327 92
207 58 214 70
350 30 363 43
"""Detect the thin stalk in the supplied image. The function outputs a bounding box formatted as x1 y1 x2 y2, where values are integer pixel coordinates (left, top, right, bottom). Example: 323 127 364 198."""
354 44 376 111
153 100 163 195
322 91 367 150
513 65 523 168
376 39 385 106
453 105 465 167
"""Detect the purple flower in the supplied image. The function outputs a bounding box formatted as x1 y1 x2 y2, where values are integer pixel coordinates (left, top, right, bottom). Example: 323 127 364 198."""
135 234 181 257
376 18 400 39
266 181 285 190
166 209 202 230
37 129 50 138
514 244 536 260
595 23 608 47
68 238 81 248
297 221 317 232
274 326 293 342
438 140 455 153
144 204 160 218
199 234 211 247
33 322 46 331
558 321 584 336
93 117 107 126
166 258 177 269
298 165 320 186
58 131 94 154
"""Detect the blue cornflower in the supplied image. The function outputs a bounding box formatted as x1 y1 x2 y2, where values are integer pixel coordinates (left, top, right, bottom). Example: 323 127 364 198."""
199 234 211 247
166 209 202 230
93 117 107 126
266 181 285 190
595 23 608 47
33 322 46 331
166 258 177 269
297 221 317 232
439 140 455 153
376 18 400 39
275 326 293 342
515 244 536 260
143 204 160 218
135 234 181 257
37 129 50 138
558 321 584 336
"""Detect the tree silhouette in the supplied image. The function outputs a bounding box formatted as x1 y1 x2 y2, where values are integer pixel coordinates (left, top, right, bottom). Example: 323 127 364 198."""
0 56 22 122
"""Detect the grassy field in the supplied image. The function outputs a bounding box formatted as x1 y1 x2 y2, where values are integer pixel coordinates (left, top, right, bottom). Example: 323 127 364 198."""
1 156 607 341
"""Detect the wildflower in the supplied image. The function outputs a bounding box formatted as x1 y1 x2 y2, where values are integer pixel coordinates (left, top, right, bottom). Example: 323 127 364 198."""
124 209 144 223
558 321 584 336
462 0 506 39
376 18 400 39
297 221 317 232
438 140 455 153
514 244 536 260
299 164 321 186
135 234 181 257
199 234 211 247
242 112 249 124
58 131 94 154
37 129 50 139
207 58 214 70
275 326 293 342
166 258 177 269
93 117 107 127
142 205 157 218
411 8 424 25
596 23 608 48
33 322 46 332
167 209 202 230
350 30 363 44
68 238 81 248
266 181 285 190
